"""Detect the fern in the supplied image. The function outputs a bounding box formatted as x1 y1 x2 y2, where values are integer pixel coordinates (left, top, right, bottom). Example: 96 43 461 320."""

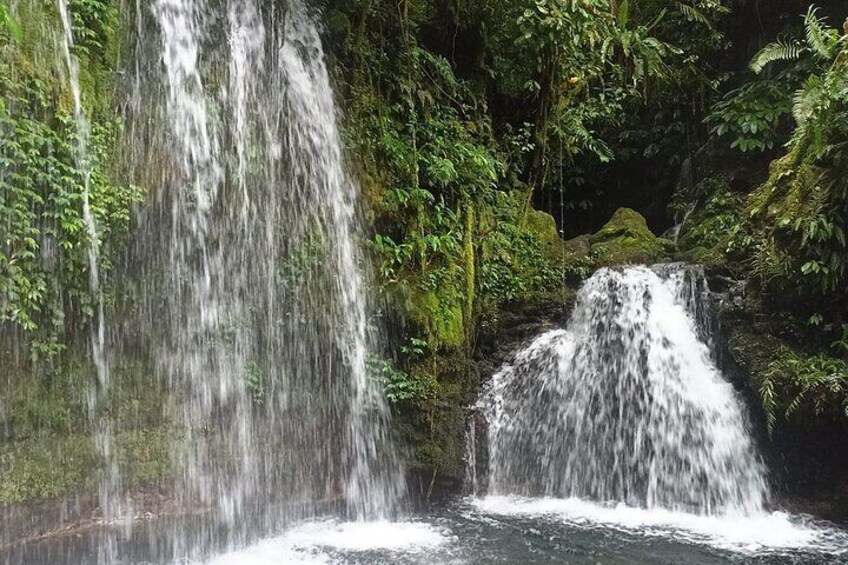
803 6 837 60
762 348 848 434
677 2 711 28
792 75 825 128
760 377 777 435
750 39 804 74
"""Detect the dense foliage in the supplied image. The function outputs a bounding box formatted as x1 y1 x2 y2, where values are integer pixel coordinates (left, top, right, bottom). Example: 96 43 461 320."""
0 1 138 356
2 0 848 498
678 6 848 430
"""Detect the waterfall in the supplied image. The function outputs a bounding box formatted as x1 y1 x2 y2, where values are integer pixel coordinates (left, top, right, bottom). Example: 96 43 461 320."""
117 0 403 555
478 265 769 516
55 0 123 538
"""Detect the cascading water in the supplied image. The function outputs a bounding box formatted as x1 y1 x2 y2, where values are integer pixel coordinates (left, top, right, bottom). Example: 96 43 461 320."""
478 265 769 515
119 0 403 557
55 0 124 541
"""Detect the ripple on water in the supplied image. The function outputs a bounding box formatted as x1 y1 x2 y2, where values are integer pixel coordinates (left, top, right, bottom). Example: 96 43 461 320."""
471 495 848 556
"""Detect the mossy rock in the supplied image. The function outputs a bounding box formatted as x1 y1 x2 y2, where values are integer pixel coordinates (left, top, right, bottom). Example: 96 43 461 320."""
563 234 593 266
524 209 563 263
407 288 466 350
724 326 784 393
393 350 477 489
0 427 177 504
674 245 727 269
590 208 667 265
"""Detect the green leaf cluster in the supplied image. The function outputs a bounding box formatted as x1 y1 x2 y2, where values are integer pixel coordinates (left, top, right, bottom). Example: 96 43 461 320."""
761 346 848 434
0 0 140 347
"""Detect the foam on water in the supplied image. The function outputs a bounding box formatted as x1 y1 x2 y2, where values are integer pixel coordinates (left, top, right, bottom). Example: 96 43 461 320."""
205 521 447 565
472 495 848 555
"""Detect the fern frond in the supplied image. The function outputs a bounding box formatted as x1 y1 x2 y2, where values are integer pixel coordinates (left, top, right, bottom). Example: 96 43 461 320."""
750 39 804 74
677 2 711 28
760 377 777 436
792 75 825 127
803 6 837 60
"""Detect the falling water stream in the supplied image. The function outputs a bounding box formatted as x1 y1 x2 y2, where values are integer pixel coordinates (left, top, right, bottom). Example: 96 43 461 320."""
126 0 405 556
55 3 124 558
32 0 406 562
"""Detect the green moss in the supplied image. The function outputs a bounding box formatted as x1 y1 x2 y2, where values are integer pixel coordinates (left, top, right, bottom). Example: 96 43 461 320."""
7 359 164 439
396 351 476 481
0 427 177 503
739 144 847 301
589 208 666 265
116 428 179 486
407 288 466 349
0 434 96 502
674 245 727 268
524 209 563 263
591 207 653 242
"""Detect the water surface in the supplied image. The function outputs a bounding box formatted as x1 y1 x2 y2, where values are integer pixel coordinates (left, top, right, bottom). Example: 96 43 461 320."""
5 497 846 564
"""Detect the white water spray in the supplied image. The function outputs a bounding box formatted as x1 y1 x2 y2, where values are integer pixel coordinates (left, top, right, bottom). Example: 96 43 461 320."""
479 265 769 515
122 0 406 556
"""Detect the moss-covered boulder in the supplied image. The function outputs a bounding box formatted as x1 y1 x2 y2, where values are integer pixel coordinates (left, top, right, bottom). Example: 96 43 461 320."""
590 208 668 265
674 245 728 269
524 209 563 263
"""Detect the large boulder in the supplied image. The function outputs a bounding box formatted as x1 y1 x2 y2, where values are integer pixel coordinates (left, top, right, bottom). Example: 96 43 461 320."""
590 208 669 265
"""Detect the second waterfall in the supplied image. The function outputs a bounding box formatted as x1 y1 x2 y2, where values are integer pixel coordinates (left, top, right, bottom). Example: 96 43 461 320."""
475 266 770 516
122 0 405 552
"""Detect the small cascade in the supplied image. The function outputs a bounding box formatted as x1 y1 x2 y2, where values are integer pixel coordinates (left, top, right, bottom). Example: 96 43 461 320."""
477 265 769 516
464 414 479 497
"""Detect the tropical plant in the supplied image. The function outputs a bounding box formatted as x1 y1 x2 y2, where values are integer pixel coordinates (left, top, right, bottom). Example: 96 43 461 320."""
739 6 848 310
761 347 848 434
707 80 793 152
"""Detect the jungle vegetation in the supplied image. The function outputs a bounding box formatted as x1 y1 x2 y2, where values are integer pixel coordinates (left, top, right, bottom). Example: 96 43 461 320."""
1 0 847 495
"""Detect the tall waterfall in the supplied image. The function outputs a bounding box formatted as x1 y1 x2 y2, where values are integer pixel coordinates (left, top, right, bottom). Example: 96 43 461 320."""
478 266 769 515
120 0 403 552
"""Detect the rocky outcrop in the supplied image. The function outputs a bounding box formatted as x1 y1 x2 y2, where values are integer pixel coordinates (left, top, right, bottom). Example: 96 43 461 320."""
710 273 848 521
402 288 575 502
589 208 671 265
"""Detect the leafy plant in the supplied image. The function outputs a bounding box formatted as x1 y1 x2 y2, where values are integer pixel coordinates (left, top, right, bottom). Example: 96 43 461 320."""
366 351 434 404
761 347 848 434
734 5 848 316
707 81 793 152
750 7 841 74
0 1 140 345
